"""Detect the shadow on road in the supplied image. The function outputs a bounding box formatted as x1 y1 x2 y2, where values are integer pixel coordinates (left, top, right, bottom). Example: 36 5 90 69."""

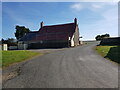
104 46 120 64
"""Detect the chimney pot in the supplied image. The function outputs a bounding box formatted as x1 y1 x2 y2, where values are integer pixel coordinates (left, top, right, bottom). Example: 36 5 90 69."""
74 18 77 25
40 21 44 28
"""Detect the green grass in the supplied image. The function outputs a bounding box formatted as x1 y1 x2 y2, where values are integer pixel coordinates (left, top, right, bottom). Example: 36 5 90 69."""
2 50 41 67
96 46 120 64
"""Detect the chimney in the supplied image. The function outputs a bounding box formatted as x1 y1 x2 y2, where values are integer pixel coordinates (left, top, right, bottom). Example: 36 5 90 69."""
74 18 77 25
40 21 44 28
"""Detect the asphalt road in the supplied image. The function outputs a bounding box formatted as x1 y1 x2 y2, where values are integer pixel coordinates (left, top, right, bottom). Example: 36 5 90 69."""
3 42 118 88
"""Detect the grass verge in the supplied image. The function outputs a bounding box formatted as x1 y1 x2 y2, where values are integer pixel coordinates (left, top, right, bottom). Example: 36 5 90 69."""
96 46 120 64
2 50 41 67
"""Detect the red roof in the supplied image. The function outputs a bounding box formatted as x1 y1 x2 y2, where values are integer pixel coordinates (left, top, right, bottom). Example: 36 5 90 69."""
32 23 76 41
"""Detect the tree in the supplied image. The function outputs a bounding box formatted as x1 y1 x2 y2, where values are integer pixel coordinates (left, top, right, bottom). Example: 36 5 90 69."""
101 34 110 39
15 25 30 40
95 35 101 41
104 33 110 38
2 38 17 46
1 38 5 44
95 34 110 41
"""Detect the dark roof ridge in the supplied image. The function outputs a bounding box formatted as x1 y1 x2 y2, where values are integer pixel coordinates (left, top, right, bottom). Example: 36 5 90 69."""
43 22 75 27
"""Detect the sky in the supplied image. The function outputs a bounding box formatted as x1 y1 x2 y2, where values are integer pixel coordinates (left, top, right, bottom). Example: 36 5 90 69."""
2 2 118 40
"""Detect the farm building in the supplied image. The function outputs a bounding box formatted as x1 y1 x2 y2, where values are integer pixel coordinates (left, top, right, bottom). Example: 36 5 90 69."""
99 37 120 46
18 18 80 49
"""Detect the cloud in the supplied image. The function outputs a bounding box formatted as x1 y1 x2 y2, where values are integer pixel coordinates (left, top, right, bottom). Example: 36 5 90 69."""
70 3 83 11
92 4 103 8
87 7 118 36
2 0 120 2
92 2 117 8
79 4 118 40
70 2 117 12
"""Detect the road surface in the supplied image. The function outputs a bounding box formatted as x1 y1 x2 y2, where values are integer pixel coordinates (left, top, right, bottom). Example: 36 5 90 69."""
3 42 118 88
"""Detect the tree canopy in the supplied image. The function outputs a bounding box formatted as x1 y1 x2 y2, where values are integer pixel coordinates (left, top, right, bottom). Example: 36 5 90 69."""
15 25 31 40
95 34 110 41
2 38 17 46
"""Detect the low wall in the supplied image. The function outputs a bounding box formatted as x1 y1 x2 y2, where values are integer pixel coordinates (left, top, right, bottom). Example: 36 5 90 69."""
9 46 18 50
28 40 70 49
100 37 120 45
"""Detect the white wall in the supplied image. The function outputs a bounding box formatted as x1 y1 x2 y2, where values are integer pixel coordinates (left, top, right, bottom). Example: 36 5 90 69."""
2 44 8 51
18 43 28 50
71 35 75 47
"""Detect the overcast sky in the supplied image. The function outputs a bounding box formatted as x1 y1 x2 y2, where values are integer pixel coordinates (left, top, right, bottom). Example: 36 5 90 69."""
2 2 118 40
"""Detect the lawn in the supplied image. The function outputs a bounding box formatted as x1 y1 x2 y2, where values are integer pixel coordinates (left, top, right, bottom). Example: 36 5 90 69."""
2 50 41 67
96 46 120 64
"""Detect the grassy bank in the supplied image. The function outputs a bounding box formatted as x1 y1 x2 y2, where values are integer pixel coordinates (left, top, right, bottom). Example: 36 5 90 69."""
96 46 120 64
2 50 41 67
